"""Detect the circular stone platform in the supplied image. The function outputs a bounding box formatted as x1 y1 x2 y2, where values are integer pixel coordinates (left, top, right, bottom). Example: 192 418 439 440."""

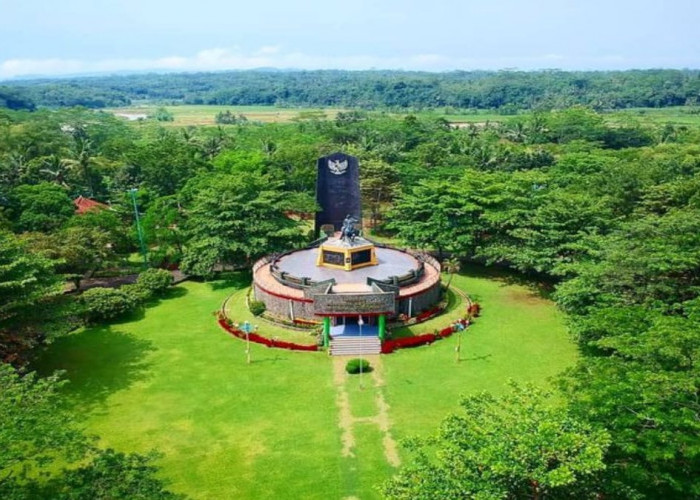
252 241 442 323
276 246 420 284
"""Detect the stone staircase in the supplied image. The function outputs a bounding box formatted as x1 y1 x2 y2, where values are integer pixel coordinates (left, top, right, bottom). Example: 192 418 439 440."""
329 335 382 356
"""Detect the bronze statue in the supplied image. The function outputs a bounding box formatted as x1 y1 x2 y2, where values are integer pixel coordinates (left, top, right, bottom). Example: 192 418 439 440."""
340 214 359 243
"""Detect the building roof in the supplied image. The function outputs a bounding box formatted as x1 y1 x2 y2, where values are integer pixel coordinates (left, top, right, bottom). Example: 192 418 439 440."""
73 196 108 215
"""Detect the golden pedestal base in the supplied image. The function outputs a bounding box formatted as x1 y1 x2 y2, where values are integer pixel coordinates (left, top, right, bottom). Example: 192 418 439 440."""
316 241 377 271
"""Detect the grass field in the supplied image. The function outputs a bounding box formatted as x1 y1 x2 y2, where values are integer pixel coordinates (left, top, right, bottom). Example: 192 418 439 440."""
33 267 577 499
106 104 700 128
106 105 347 126
603 106 700 126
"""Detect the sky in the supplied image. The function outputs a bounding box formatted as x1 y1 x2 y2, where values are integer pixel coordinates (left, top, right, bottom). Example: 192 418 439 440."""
1 0 698 79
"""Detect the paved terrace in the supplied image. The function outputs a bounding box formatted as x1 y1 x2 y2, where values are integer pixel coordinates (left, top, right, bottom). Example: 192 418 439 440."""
254 247 440 300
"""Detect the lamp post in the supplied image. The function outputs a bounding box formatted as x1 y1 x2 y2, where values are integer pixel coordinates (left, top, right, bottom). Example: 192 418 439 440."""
242 321 252 364
129 188 148 267
358 315 364 390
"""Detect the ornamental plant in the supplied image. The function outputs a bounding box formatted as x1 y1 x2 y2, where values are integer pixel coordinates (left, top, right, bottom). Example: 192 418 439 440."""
345 358 371 374
249 300 266 316
81 287 136 322
136 268 173 296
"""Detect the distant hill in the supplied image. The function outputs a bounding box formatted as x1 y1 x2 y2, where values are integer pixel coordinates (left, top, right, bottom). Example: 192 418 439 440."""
2 68 699 111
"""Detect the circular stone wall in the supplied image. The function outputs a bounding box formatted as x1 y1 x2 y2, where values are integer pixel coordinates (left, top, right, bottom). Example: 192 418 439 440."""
252 246 441 323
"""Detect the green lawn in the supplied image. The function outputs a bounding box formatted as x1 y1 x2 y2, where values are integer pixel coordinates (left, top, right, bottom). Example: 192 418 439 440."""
33 267 577 499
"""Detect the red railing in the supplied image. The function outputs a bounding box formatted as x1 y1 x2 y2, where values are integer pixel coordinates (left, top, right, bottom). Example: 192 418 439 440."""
381 318 471 353
217 318 319 352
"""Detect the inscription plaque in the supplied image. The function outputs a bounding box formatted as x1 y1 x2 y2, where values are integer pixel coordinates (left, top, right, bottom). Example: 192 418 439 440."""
314 292 396 315
322 250 344 266
351 249 372 265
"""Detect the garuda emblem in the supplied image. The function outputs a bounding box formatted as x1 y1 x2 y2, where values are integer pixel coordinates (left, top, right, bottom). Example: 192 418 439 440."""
328 159 348 175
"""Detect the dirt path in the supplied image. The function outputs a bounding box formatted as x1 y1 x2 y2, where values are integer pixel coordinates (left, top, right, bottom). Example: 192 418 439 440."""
332 355 401 467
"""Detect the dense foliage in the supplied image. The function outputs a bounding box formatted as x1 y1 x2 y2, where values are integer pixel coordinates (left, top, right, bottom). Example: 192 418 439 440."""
3 69 700 110
383 384 610 499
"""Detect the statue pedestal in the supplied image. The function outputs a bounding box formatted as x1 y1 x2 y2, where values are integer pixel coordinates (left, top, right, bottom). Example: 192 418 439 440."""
316 237 377 272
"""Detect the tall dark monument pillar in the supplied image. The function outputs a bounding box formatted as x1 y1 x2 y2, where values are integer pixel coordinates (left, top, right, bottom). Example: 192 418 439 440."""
315 152 361 237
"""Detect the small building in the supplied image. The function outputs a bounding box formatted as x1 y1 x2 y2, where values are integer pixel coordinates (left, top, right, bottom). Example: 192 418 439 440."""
73 196 108 215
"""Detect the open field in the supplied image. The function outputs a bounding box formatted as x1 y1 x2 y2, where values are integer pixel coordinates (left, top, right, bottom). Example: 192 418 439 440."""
603 106 700 126
106 104 700 128
106 105 348 126
106 104 510 126
33 268 577 499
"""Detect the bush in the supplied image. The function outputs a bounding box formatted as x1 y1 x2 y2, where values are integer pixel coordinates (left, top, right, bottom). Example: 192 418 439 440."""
136 268 173 295
121 283 152 303
82 287 136 322
249 300 266 316
345 358 371 374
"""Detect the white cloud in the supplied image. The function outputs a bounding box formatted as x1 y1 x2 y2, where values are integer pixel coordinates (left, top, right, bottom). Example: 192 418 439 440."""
1 46 695 79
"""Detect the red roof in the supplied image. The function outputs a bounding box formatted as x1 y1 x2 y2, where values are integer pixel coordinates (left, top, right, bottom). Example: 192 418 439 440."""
74 196 108 215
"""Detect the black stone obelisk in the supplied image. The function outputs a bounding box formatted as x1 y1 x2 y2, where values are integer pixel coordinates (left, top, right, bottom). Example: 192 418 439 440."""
315 152 361 237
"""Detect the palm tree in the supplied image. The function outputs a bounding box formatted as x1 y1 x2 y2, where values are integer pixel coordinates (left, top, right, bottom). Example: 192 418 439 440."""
1 152 28 187
443 257 461 291
39 154 71 188
63 136 96 196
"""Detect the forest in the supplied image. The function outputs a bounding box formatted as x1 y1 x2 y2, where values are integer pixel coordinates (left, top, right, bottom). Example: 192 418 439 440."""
0 96 699 498
2 68 700 110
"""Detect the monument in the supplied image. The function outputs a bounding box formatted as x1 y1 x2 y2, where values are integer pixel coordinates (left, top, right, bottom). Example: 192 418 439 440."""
314 152 361 237
252 153 442 355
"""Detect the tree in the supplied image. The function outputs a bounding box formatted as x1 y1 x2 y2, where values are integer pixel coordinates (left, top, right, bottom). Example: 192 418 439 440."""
0 231 88 363
212 149 266 175
360 159 400 228
142 195 185 265
127 133 207 196
383 383 610 500
0 364 87 494
561 300 700 498
480 185 613 277
0 232 60 324
181 172 303 277
556 208 700 315
150 107 174 122
22 225 117 291
0 232 63 361
37 449 186 500
442 257 460 291
63 129 105 197
387 178 482 260
66 207 131 254
10 182 74 233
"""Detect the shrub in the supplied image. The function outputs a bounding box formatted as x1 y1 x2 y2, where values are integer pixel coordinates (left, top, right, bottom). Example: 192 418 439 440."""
121 283 152 303
82 287 136 322
345 358 371 374
249 300 266 316
136 268 173 295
